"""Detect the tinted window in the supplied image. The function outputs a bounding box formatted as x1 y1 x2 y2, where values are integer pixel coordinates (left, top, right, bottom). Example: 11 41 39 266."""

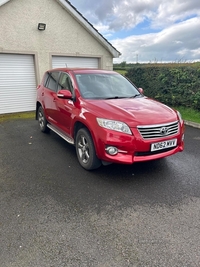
75 73 139 99
45 72 60 92
43 73 49 86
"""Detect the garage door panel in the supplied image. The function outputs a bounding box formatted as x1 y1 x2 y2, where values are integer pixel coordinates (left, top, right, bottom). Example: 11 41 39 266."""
52 56 99 69
0 54 36 114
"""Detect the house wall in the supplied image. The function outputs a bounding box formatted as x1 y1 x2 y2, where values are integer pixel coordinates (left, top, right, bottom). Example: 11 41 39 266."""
0 0 114 82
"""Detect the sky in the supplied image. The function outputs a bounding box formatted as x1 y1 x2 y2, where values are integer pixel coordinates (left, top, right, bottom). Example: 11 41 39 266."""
70 0 200 63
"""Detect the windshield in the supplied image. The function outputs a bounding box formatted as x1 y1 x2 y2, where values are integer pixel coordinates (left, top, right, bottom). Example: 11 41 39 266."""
75 73 141 99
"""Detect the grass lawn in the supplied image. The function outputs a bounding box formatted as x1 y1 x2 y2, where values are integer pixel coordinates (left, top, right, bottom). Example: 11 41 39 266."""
0 111 35 123
173 107 200 124
114 69 127 75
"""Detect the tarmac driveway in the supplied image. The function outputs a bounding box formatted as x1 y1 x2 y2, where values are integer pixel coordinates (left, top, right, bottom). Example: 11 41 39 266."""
0 118 200 267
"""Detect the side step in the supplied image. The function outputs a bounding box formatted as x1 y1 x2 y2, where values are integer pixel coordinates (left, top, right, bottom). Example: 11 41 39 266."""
47 124 74 145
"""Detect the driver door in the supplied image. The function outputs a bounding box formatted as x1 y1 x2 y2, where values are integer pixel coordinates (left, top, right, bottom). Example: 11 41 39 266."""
54 72 75 135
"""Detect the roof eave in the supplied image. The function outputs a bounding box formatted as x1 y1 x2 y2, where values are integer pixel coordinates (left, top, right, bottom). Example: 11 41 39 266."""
0 0 11 7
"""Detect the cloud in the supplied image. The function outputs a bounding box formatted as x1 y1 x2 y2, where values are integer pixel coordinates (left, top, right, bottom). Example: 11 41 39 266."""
110 0 157 31
74 0 200 31
70 0 200 62
112 17 200 63
152 0 200 28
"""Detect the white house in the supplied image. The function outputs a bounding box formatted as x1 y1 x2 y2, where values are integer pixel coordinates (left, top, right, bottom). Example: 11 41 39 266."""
0 0 121 114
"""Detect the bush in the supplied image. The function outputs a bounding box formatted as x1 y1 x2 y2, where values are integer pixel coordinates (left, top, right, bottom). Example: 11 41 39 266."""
126 65 200 111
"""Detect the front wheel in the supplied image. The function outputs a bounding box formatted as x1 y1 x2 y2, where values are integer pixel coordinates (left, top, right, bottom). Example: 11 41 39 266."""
75 128 101 170
37 106 50 133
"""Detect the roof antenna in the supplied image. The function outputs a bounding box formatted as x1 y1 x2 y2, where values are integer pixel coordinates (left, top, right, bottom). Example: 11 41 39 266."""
65 63 68 67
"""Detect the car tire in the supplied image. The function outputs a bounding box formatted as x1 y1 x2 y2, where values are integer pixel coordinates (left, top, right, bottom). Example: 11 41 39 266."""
37 106 50 133
76 128 101 170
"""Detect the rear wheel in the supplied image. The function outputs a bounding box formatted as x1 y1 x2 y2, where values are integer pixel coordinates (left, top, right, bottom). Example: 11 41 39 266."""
37 106 50 133
76 128 101 170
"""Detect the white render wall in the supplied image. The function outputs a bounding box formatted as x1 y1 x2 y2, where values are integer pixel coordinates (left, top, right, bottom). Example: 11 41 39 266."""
0 0 114 82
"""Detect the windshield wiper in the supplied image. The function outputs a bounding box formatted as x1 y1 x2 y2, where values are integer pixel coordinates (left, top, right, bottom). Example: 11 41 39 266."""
104 96 126 100
103 94 142 100
129 94 141 98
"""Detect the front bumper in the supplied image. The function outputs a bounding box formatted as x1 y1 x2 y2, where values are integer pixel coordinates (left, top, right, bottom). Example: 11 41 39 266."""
93 123 184 164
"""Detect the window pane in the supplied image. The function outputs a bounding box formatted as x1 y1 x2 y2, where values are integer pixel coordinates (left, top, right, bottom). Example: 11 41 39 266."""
46 72 59 91
59 73 73 92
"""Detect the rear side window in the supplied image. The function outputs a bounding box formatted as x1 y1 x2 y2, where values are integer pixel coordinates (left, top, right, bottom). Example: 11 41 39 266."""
44 72 60 92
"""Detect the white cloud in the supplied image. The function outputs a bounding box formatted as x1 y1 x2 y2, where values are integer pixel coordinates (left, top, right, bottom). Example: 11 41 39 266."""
70 0 200 62
152 0 200 28
74 0 200 31
112 17 200 63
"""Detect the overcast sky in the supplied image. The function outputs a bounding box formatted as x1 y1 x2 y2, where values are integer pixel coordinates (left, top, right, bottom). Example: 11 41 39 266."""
70 0 200 63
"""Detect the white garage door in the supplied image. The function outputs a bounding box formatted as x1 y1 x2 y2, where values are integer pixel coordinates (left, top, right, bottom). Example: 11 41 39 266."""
0 54 36 114
52 56 99 69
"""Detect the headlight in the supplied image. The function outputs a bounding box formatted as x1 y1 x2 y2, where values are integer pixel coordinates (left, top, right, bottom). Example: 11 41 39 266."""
177 111 183 123
96 118 132 135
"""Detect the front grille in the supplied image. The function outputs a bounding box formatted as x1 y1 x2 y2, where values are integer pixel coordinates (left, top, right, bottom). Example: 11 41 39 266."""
137 121 179 140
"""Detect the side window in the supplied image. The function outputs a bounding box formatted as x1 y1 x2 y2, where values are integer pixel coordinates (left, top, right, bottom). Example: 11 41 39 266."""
43 73 49 86
58 72 73 93
45 72 60 92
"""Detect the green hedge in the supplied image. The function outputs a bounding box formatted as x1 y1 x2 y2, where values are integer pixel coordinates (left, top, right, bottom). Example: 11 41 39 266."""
125 65 200 111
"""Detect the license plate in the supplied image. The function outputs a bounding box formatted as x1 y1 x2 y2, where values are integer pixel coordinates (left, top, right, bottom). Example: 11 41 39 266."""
151 139 177 152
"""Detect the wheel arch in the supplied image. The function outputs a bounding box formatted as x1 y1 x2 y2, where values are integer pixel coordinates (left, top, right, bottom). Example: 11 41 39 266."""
75 126 101 170
73 121 99 153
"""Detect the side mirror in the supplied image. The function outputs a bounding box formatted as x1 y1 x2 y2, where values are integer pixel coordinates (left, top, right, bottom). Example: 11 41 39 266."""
57 89 72 99
138 88 144 94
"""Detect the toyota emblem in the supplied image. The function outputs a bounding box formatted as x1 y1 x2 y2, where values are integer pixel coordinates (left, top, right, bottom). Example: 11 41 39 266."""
160 127 168 135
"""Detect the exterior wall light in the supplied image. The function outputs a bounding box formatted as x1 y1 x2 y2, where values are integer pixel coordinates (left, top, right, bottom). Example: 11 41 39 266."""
38 23 46 31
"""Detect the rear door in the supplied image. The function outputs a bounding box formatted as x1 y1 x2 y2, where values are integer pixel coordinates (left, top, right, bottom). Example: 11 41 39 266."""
54 72 76 135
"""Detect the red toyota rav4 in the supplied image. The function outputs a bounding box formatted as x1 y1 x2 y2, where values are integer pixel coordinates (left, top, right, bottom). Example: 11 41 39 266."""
36 68 184 170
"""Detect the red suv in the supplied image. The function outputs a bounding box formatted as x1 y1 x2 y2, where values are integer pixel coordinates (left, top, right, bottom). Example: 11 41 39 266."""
36 68 184 170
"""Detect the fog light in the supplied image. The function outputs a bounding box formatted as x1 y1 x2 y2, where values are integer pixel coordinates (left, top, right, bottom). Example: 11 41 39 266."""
105 146 118 155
